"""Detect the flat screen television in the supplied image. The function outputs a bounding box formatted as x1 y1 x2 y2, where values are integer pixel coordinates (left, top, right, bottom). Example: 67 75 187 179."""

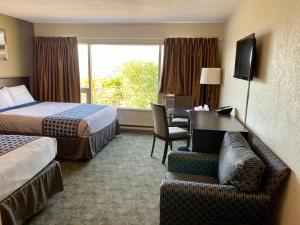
234 33 256 81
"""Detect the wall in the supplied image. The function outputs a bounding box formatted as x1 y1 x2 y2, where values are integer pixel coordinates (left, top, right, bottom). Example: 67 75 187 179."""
0 14 34 78
35 23 223 128
117 108 153 130
220 0 300 224
34 23 222 42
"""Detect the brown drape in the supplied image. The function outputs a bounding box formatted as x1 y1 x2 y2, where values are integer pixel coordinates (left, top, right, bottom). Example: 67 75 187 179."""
33 37 80 103
159 38 220 109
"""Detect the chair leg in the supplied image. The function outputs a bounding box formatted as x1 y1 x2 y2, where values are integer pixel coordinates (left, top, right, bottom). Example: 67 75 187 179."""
162 141 169 164
151 134 156 157
187 136 190 147
169 141 173 150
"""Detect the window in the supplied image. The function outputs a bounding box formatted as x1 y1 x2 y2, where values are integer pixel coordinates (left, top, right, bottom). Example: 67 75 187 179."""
78 44 161 109
78 44 90 103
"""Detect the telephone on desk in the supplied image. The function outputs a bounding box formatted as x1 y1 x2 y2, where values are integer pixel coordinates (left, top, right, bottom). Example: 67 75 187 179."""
215 106 233 115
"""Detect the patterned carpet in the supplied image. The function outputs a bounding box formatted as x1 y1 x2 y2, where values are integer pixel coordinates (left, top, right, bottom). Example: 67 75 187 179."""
26 132 184 225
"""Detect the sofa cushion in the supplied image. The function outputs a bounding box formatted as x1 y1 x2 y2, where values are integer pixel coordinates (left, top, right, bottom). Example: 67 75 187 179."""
218 132 265 192
166 171 218 184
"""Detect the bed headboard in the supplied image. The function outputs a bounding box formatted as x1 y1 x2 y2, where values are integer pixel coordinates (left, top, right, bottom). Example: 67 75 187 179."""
0 77 30 91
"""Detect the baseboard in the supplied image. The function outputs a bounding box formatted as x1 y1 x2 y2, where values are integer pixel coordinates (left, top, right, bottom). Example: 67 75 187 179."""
120 124 153 132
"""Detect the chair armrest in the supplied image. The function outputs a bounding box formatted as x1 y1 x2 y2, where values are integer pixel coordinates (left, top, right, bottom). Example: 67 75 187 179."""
167 151 219 177
160 179 271 225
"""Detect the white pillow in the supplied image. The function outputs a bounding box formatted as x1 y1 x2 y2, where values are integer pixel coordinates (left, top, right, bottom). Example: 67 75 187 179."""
0 88 15 109
6 85 35 106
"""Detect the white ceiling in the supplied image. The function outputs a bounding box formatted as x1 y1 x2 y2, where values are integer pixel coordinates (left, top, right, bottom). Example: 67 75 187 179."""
0 0 239 23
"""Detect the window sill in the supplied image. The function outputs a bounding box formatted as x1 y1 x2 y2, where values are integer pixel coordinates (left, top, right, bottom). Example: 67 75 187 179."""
117 107 152 112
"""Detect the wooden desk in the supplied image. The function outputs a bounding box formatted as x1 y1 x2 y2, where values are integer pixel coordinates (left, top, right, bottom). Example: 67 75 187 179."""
189 111 248 153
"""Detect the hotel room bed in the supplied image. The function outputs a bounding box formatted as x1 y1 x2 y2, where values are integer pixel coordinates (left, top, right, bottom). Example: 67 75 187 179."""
0 101 118 160
0 101 117 138
0 78 118 160
0 134 63 225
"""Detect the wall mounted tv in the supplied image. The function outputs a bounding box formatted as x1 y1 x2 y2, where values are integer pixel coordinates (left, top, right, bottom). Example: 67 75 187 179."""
234 33 256 81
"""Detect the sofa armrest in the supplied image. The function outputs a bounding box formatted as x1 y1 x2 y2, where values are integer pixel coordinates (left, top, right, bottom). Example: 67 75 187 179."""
167 151 219 177
160 179 271 225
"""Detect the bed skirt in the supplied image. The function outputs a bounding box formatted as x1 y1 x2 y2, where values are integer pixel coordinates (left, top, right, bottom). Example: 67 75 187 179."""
0 161 64 225
55 119 119 160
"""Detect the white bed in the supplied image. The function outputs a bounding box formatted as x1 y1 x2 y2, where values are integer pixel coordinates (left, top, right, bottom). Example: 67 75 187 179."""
0 84 118 160
0 102 117 138
0 136 57 201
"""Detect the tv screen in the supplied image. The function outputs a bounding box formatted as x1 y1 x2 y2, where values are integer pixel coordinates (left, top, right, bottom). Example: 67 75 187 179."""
234 34 256 81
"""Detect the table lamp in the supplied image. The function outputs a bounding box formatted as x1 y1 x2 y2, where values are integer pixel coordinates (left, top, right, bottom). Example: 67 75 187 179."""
200 68 221 108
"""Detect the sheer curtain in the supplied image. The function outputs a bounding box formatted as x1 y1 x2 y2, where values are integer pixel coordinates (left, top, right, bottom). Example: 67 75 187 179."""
159 38 220 109
33 37 81 103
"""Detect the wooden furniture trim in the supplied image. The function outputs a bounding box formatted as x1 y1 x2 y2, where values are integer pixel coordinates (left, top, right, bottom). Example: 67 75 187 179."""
0 77 30 91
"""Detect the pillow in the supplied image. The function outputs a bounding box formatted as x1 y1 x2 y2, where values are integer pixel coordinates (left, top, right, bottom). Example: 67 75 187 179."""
6 85 35 106
218 132 265 192
0 87 15 109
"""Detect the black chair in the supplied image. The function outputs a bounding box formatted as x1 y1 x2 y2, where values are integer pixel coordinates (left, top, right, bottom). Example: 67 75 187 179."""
151 103 190 164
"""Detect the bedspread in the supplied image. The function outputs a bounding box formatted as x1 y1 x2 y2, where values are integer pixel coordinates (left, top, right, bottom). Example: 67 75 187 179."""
0 135 57 201
43 104 107 137
0 102 117 138
0 135 39 156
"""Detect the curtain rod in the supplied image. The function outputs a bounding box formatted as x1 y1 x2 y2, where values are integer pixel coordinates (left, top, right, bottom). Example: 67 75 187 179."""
77 37 223 41
78 37 164 40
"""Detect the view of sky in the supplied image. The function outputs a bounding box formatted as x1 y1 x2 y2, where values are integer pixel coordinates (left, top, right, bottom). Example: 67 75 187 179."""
78 44 160 79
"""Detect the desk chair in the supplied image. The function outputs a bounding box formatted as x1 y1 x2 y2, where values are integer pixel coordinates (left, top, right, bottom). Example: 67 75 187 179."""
151 103 190 164
162 94 175 109
170 95 193 128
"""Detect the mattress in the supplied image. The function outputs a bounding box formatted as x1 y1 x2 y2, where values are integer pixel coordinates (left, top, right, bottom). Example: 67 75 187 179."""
0 136 57 201
0 102 117 138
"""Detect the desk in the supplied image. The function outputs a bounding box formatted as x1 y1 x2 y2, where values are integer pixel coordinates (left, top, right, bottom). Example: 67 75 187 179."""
190 111 248 153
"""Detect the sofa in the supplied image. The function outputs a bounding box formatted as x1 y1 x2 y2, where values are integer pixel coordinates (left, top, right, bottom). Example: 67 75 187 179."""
160 132 290 225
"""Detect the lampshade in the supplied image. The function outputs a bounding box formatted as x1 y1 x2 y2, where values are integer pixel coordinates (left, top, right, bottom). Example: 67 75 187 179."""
200 68 221 85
